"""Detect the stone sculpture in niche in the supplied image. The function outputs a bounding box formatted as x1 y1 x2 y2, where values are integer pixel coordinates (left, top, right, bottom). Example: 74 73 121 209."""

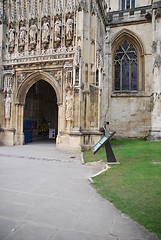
54 17 62 42
19 24 27 50
29 20 38 49
8 24 15 52
66 88 73 130
4 93 12 119
66 15 73 40
42 19 50 47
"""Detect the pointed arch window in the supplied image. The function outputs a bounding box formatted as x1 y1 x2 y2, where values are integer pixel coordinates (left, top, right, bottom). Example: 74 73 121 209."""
114 40 138 92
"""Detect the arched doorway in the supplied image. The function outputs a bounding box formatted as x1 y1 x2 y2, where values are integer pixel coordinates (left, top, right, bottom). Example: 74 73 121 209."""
23 80 58 143
15 71 61 146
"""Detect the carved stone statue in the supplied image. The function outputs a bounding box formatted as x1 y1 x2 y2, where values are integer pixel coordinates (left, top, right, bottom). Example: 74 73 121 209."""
54 17 62 42
4 93 12 119
74 45 81 66
42 19 50 44
9 25 15 48
66 89 73 121
19 25 27 47
29 21 38 45
66 16 73 40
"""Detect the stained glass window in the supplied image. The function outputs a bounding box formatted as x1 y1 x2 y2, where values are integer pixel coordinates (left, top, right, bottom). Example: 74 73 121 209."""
131 0 135 8
122 0 125 10
127 0 130 9
114 40 138 92
121 0 135 10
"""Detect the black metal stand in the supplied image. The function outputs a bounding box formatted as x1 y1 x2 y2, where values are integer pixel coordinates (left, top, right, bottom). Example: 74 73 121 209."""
92 131 118 164
105 141 117 163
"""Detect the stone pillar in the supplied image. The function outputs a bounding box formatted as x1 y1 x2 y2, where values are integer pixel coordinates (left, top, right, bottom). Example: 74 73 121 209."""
103 26 111 129
148 1 161 140
0 0 4 126
14 104 24 145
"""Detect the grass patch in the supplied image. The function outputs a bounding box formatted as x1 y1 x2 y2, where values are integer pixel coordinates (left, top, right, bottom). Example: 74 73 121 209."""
83 139 161 239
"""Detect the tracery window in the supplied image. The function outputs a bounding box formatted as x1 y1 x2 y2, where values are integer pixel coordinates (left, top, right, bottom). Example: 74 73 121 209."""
121 0 135 10
114 40 138 92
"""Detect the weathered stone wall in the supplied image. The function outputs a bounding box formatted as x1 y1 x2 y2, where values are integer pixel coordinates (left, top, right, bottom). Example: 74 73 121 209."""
105 13 153 138
110 97 151 138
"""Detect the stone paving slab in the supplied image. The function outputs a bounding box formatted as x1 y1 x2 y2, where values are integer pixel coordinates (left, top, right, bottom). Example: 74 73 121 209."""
0 142 159 240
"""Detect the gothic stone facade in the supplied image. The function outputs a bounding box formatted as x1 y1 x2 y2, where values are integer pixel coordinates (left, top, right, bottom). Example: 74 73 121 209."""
0 0 161 150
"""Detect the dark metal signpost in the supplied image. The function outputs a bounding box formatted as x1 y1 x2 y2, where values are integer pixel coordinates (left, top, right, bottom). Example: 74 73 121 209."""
92 131 117 164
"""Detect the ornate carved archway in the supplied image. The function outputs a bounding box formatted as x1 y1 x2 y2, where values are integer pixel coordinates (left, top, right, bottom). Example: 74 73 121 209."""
15 71 62 145
16 71 61 105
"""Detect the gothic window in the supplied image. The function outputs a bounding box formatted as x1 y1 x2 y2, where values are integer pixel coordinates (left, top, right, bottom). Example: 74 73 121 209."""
121 0 135 10
114 40 137 92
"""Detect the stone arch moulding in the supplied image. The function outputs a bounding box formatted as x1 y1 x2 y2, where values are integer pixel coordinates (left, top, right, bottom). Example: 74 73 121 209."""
111 28 145 55
111 28 145 92
16 71 62 105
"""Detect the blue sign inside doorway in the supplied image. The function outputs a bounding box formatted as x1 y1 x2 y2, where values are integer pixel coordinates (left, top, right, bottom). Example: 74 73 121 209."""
23 119 33 144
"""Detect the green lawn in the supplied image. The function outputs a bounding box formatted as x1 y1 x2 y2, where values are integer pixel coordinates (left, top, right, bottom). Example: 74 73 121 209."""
83 139 161 239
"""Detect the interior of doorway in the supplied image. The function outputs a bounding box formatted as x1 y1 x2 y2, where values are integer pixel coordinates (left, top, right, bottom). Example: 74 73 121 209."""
23 80 58 144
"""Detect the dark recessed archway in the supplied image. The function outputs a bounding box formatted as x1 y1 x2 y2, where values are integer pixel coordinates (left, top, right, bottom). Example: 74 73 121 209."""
23 80 58 143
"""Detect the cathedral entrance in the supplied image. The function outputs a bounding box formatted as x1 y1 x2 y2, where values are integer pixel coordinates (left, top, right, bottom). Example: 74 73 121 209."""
23 80 58 144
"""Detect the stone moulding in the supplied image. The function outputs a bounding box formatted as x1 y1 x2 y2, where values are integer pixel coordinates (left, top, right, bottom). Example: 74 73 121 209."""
16 71 61 105
3 50 75 66
106 5 152 25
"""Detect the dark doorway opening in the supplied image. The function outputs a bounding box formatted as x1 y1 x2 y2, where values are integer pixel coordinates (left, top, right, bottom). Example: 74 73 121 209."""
23 80 58 144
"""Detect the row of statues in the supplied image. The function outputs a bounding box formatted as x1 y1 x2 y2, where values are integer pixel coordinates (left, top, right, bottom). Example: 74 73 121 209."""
9 17 74 51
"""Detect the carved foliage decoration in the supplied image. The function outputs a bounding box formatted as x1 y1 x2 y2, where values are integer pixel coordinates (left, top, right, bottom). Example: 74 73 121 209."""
48 71 62 86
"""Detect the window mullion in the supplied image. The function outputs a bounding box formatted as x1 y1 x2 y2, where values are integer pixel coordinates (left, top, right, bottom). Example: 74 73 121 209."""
129 61 131 91
120 61 122 91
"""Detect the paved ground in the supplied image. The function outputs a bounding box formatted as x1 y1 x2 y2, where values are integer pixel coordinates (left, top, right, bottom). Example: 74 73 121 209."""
0 140 159 240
